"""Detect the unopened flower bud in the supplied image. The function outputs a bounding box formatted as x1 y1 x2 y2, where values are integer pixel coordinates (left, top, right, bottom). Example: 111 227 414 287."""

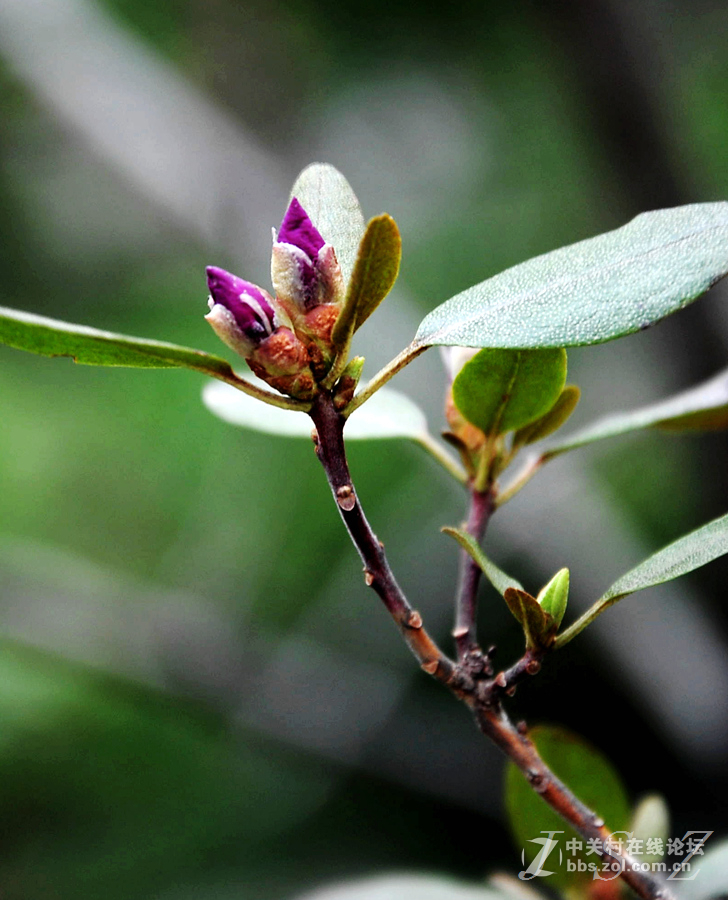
277 196 326 265
204 264 315 400
205 266 278 357
248 326 316 400
271 198 344 377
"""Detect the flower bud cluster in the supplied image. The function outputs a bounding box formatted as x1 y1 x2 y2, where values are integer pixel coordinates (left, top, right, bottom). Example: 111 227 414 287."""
205 198 345 400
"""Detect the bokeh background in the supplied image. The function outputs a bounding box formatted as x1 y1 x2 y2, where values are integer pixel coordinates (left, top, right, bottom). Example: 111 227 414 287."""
1 0 728 897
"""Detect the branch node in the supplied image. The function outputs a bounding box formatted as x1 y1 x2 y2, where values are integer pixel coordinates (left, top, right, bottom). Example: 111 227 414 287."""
451 625 469 639
363 570 374 587
506 685 517 697
516 720 528 736
494 671 507 688
526 659 542 675
448 669 475 693
527 770 548 793
335 484 356 511
406 610 423 630
421 659 439 676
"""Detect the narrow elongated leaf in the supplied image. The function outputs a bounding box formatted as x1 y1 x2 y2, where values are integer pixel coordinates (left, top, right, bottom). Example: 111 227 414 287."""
442 527 524 595
629 795 669 865
514 385 581 446
452 348 567 435
203 378 428 441
505 726 630 890
0 305 235 375
556 511 728 647
415 203 728 349
332 214 401 348
444 527 557 647
546 367 728 457
674 839 728 900
294 874 510 900
204 378 466 480
290 163 366 286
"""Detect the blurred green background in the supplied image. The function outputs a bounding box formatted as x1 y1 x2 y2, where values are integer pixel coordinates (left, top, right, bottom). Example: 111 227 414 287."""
1 0 728 897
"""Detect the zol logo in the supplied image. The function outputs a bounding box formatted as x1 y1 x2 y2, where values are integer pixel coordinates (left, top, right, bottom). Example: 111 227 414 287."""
518 831 564 880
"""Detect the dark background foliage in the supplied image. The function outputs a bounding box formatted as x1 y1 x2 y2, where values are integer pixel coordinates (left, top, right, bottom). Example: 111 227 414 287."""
1 0 728 897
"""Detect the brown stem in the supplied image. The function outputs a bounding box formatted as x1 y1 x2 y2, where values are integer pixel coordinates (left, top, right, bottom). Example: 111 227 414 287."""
483 646 546 704
310 389 674 900
309 391 463 691
476 703 674 900
453 487 495 662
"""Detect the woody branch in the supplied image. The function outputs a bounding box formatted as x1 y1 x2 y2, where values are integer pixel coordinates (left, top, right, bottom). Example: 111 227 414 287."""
310 387 675 900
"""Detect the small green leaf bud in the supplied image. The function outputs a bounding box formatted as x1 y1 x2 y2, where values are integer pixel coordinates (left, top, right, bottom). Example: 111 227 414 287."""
536 568 569 628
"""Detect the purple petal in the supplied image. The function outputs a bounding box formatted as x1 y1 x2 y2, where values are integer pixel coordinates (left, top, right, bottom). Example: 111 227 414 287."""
206 265 276 340
277 197 325 260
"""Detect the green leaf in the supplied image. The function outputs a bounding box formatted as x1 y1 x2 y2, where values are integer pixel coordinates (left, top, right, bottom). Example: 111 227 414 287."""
629 795 669 865
331 214 402 348
0 305 235 375
452 348 567 435
444 527 558 649
290 163 366 287
292 875 511 900
673 838 728 900
535 568 569 628
0 305 309 410
441 527 524 595
555 511 728 648
546 367 728 457
415 203 728 349
203 378 428 441
505 725 630 890
503 587 552 650
513 385 581 446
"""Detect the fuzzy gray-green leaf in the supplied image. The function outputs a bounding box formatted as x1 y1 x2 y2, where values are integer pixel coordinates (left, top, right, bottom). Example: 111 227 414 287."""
415 203 728 349
556 511 728 647
332 214 401 349
546 367 728 457
674 839 728 900
0 305 235 375
290 163 366 287
204 378 428 441
629 795 670 864
292 874 512 900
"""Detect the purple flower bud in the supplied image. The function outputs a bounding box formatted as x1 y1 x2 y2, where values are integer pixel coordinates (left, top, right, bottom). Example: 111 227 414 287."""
271 199 343 314
278 197 325 261
205 265 278 357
